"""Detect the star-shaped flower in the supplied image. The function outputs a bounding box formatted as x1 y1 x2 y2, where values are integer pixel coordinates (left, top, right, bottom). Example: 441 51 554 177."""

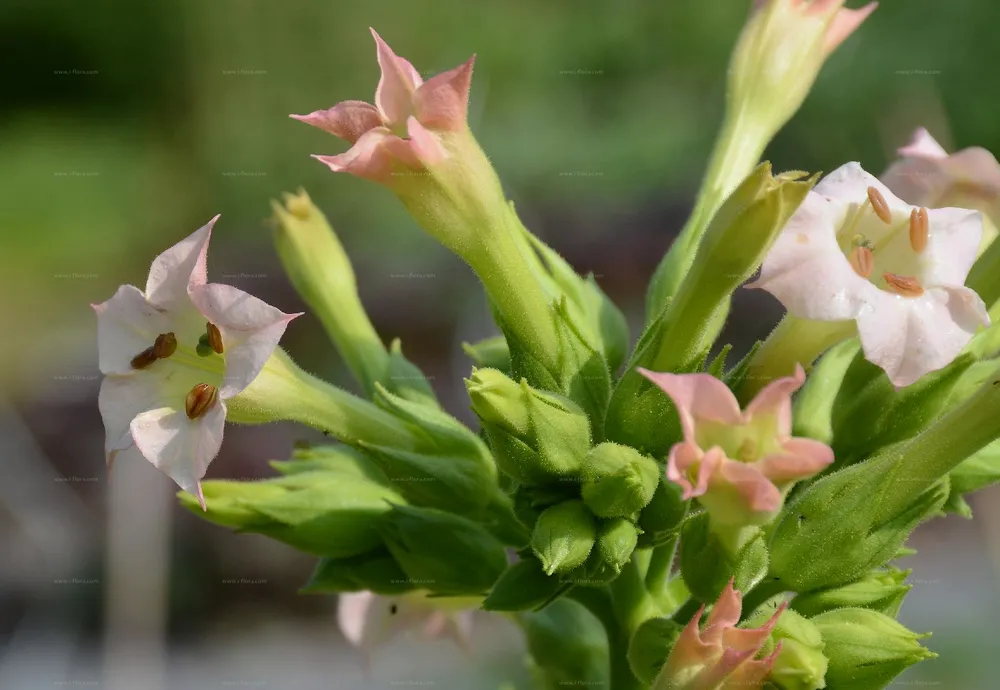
94 217 299 508
751 162 989 387
291 29 474 183
640 366 833 528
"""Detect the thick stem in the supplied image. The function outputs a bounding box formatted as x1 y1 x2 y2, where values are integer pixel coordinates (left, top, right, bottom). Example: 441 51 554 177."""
644 537 679 609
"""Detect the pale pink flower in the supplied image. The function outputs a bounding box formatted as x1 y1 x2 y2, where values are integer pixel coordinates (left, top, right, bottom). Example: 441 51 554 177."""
338 591 475 655
751 0 878 56
291 28 474 183
639 366 833 527
653 579 785 690
94 218 299 508
752 162 989 387
882 127 1000 249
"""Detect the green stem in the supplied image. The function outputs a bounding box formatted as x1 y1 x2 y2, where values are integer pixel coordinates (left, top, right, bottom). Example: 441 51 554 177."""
611 558 662 634
670 597 702 626
569 588 644 690
227 348 419 450
644 536 679 606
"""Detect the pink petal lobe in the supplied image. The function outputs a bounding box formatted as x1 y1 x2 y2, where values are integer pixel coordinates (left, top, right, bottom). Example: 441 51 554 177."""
188 283 300 399
667 442 707 499
290 101 383 143
823 3 878 56
145 216 218 309
407 116 448 166
413 55 475 131
313 127 420 183
371 28 422 128
338 592 375 647
702 579 742 643
638 368 743 440
757 439 834 484
743 364 805 435
716 460 783 515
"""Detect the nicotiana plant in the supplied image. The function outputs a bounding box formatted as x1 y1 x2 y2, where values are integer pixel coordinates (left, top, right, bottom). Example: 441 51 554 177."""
94 2 1000 688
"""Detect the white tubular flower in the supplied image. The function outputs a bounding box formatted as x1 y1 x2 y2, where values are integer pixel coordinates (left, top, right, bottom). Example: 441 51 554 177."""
337 591 475 654
752 163 988 387
882 127 1000 251
94 217 299 508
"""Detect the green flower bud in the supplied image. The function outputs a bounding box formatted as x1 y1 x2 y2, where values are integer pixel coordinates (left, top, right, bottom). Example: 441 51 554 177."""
482 556 563 612
637 480 688 548
769 454 950 593
300 547 411 596
611 165 816 454
679 513 768 603
462 335 511 373
531 500 597 575
813 608 935 689
467 368 591 485
180 472 407 558
377 504 508 596
750 608 828 690
829 349 974 465
594 518 640 576
271 190 394 398
627 617 683 685
792 567 912 618
581 442 660 519
523 598 609 689
362 383 498 514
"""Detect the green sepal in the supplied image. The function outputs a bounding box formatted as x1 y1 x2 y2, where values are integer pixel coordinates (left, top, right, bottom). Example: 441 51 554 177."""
377 503 508 596
627 617 683 685
300 547 412 595
943 438 1000 518
482 556 563 612
462 335 511 373
383 338 439 407
636 480 689 548
791 567 912 618
813 608 935 689
791 338 860 444
531 500 598 575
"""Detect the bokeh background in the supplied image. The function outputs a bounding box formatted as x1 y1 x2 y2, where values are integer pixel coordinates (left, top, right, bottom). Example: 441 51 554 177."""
2 0 999 687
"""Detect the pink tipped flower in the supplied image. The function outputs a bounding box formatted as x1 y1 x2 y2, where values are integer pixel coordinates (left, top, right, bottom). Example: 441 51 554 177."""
751 0 878 56
337 591 475 657
653 579 785 690
639 365 833 528
291 29 474 183
882 127 1000 251
751 162 989 387
93 218 300 508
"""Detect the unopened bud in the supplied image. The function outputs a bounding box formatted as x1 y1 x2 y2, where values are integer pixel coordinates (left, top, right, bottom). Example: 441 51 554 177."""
581 443 660 518
531 500 597 576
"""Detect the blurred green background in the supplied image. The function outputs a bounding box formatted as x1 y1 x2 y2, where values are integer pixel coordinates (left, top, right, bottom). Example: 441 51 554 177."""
1 0 999 687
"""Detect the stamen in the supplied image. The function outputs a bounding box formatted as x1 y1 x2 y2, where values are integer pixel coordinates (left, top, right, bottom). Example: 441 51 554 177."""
849 246 874 278
153 332 177 359
130 346 158 370
867 186 892 225
909 207 928 253
883 273 924 297
185 383 219 420
206 323 224 354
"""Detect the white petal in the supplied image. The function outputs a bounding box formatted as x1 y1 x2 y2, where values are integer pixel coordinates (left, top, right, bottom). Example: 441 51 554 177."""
130 401 227 507
816 162 909 216
751 191 871 321
99 373 165 460
881 157 948 209
188 283 300 398
338 592 375 648
93 285 171 375
856 286 988 387
145 216 218 310
921 207 983 286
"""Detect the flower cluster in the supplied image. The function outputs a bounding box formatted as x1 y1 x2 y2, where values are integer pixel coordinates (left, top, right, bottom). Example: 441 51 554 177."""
93 6 1000 690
